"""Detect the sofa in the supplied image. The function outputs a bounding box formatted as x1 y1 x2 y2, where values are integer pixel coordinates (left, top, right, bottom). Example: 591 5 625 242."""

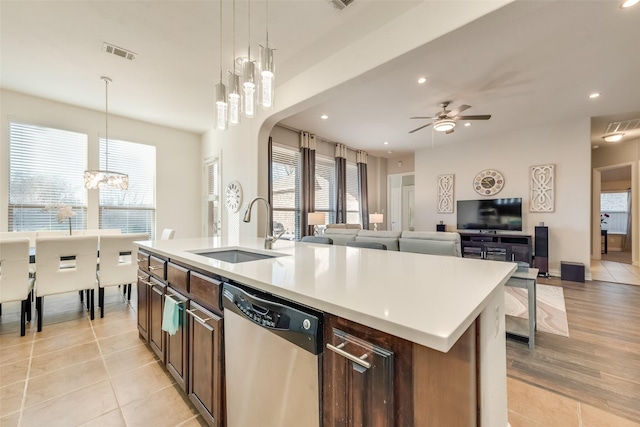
322 227 461 257
398 231 462 257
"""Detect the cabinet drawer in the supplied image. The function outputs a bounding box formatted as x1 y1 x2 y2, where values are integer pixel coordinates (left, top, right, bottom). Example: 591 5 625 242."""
167 262 189 293
190 271 222 314
137 251 150 272
149 255 167 280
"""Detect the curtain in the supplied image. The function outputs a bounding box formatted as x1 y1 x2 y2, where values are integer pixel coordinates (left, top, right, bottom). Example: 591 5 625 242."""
335 143 347 224
300 132 316 236
624 188 632 251
357 150 369 230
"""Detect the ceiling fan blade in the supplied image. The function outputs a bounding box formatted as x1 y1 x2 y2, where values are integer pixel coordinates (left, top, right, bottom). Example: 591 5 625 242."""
408 122 433 134
456 114 492 120
447 104 471 117
445 128 455 135
409 116 433 119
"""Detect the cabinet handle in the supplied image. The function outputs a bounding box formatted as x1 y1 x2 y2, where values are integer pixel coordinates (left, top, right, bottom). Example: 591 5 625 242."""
137 276 153 286
149 265 163 271
165 294 185 306
326 342 371 369
187 308 212 327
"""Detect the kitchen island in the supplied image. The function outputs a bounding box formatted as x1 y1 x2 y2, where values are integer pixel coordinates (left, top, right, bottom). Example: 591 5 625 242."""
135 236 515 427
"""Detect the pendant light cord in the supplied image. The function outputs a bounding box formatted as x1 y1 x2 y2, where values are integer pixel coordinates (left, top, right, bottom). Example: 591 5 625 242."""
105 77 109 171
248 0 251 60
233 0 236 75
219 0 223 83
266 0 269 47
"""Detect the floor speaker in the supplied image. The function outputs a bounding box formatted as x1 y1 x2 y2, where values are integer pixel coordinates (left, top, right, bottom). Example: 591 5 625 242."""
534 226 549 275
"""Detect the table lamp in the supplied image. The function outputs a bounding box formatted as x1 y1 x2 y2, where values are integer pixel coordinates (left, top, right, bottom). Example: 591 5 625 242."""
369 213 383 231
308 212 325 236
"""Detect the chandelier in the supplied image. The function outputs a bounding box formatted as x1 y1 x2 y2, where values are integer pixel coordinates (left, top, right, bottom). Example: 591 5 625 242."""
217 0 275 131
84 76 129 190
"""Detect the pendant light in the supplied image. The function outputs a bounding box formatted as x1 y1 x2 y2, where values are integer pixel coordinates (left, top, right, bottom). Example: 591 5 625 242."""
214 0 228 131
259 0 275 110
228 0 242 125
84 76 129 190
242 0 256 118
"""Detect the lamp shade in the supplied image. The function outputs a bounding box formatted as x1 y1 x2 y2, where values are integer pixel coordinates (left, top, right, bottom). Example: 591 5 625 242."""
369 213 383 224
308 212 325 226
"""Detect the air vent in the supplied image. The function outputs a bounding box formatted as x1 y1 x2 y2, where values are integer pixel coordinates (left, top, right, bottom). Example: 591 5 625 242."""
102 42 137 61
330 0 355 10
605 117 640 134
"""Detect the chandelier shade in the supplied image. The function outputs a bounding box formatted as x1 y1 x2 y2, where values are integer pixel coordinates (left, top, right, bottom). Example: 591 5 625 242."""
84 76 129 190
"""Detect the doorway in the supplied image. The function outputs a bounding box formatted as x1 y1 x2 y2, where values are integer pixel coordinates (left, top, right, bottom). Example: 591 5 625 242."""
387 173 414 232
592 163 639 285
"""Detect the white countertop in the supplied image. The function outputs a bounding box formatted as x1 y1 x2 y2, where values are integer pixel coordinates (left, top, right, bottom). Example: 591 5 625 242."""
136 236 516 353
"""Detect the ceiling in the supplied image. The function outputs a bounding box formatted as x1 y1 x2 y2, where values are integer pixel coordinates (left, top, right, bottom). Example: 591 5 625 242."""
2 1 640 158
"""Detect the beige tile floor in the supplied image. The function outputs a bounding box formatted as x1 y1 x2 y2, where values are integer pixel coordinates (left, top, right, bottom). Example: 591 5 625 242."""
591 257 640 285
0 288 207 427
1 286 638 427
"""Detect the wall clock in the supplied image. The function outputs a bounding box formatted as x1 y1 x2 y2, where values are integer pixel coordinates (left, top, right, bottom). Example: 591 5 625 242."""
225 180 243 213
473 169 504 196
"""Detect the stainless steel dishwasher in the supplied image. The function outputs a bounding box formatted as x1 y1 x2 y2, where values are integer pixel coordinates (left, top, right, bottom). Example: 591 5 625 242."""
222 282 323 427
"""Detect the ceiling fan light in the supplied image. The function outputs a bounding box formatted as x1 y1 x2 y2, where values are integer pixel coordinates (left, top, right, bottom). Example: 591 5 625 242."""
434 119 456 132
603 133 625 143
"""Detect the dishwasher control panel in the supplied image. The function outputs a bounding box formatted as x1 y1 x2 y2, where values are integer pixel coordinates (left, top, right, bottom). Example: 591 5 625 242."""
233 295 290 330
222 282 323 354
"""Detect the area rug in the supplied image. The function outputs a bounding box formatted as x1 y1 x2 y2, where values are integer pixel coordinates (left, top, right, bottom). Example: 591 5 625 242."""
505 284 569 337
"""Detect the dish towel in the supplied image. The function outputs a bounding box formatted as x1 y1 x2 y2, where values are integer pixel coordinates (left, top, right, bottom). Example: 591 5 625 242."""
162 297 180 336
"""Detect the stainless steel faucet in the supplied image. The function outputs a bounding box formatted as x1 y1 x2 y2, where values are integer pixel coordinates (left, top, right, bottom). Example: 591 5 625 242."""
243 197 285 250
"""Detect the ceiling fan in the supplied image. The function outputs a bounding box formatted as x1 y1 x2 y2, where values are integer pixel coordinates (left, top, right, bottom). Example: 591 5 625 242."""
408 101 491 134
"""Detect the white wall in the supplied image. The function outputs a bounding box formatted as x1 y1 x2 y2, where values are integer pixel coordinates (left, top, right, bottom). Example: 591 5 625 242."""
414 118 592 277
0 89 202 238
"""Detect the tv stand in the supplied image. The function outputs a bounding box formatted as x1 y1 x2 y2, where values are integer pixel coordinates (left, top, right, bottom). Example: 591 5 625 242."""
459 232 532 266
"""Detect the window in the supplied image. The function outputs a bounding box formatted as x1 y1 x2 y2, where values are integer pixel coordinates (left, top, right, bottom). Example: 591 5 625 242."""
8 122 88 231
99 138 155 238
601 191 629 234
346 161 361 224
271 144 301 240
315 155 335 224
206 157 221 237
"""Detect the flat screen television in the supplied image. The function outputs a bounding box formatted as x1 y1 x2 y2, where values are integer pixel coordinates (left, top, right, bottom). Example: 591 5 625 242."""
457 198 523 231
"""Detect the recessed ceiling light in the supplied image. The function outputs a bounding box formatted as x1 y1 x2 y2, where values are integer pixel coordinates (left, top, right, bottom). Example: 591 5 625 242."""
464 123 471 127
589 92 600 99
603 133 624 143
321 114 328 120
387 150 393 154
621 0 639 8
592 145 600 149
383 141 389 145
417 77 427 84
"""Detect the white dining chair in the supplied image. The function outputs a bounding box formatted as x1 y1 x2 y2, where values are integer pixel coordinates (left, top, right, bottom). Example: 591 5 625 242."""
0 238 35 336
35 235 99 330
96 233 148 317
160 229 175 240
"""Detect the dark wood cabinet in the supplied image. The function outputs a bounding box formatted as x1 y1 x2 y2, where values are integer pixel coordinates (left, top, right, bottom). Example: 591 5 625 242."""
188 301 224 427
165 287 189 392
149 277 166 362
323 314 478 427
323 313 414 427
460 232 533 266
137 271 151 341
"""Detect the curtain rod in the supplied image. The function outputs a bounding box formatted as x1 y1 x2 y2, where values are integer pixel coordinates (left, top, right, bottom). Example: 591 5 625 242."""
274 123 364 153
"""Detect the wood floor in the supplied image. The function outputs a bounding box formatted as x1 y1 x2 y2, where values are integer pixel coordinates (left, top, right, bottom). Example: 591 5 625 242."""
507 276 640 423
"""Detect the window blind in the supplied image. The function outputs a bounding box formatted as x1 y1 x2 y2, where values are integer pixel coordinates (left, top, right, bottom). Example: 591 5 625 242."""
346 161 361 224
99 138 156 238
8 122 88 231
271 144 301 240
314 154 336 224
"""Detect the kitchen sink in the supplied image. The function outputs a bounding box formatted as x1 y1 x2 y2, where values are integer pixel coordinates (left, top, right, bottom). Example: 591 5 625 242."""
191 249 284 264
